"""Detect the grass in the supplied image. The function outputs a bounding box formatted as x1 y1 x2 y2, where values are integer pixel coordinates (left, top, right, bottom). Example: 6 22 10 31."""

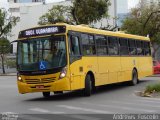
145 83 160 94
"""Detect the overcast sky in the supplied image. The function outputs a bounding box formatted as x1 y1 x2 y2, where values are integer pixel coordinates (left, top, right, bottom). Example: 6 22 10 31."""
0 0 140 9
128 0 139 9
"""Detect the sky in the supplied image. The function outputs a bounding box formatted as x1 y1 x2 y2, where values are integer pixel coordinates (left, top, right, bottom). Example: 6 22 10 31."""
128 0 140 9
0 0 140 9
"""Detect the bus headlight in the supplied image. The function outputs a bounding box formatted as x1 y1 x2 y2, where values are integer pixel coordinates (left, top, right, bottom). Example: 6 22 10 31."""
59 67 67 79
17 76 22 82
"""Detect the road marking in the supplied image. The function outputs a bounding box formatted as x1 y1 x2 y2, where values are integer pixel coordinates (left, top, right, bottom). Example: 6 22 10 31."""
82 102 156 113
58 105 112 114
29 108 101 120
18 114 49 120
29 108 65 114
110 100 160 110
1 112 18 114
133 98 160 104
69 115 102 120
14 114 101 120
139 97 160 102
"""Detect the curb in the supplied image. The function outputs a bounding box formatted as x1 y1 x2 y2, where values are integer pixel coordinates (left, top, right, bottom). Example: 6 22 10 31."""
0 74 16 76
148 76 160 77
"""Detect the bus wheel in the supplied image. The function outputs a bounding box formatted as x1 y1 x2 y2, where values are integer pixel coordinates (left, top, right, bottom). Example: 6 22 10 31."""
42 92 50 98
54 91 63 95
84 74 92 96
130 69 138 86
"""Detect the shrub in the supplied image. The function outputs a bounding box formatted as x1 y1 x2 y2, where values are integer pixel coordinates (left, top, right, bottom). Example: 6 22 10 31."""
145 83 160 93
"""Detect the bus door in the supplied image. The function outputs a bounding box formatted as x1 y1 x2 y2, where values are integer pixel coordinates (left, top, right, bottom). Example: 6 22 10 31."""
68 32 83 90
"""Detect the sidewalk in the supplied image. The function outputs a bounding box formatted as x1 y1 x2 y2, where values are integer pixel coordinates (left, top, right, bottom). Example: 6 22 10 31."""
150 74 160 77
0 73 16 76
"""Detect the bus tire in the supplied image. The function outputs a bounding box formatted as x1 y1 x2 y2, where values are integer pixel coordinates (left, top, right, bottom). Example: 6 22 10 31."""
42 92 50 98
130 69 138 86
54 91 63 95
84 74 92 96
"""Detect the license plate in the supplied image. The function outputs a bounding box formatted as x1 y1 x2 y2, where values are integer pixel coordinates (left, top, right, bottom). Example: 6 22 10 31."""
36 85 44 89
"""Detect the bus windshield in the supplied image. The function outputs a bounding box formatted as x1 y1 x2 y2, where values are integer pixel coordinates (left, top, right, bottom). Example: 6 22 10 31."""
17 36 67 71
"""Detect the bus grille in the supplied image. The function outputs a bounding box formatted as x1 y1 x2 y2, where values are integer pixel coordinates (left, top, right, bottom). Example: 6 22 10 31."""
25 77 56 84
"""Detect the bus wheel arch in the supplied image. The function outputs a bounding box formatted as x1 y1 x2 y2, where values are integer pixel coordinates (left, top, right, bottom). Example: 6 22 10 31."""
83 71 95 96
87 71 96 91
130 68 138 86
133 67 139 80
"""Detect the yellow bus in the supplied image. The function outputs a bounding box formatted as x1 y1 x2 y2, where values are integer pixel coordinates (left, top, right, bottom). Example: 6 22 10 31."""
16 23 153 97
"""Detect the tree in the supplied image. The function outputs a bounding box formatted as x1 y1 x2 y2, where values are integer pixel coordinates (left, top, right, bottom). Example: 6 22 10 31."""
71 0 110 25
38 0 110 25
121 2 160 59
0 8 18 74
0 8 19 38
38 5 74 25
0 37 10 74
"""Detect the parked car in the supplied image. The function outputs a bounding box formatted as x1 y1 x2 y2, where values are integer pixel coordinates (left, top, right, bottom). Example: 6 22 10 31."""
153 60 160 74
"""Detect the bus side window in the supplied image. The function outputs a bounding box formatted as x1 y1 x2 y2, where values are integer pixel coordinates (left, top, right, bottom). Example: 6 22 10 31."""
144 42 151 56
69 36 81 56
95 35 108 55
81 34 96 55
108 37 119 55
128 39 137 55
69 35 81 63
119 38 129 55
136 40 143 55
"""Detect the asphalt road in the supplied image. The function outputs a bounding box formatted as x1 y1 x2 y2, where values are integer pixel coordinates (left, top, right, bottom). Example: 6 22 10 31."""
0 76 160 120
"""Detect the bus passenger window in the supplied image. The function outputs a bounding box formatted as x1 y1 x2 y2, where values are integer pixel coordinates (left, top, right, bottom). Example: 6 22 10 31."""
108 37 119 55
119 38 129 55
128 39 137 55
81 34 96 55
144 42 151 56
136 41 143 55
70 36 80 56
95 35 108 55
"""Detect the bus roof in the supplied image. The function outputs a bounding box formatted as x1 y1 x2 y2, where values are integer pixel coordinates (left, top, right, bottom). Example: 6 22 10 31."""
67 24 150 41
19 23 150 41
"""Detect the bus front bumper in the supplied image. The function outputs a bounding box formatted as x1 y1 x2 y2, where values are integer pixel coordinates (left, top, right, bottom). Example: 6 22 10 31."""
17 78 71 94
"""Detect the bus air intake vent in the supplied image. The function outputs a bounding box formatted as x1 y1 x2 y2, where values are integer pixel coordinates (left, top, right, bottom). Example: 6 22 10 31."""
25 77 56 84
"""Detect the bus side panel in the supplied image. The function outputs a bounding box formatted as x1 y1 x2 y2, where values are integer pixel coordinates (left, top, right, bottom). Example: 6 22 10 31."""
97 57 109 85
103 57 121 85
69 59 83 90
120 57 136 82
137 57 153 79
69 57 98 90
82 57 98 87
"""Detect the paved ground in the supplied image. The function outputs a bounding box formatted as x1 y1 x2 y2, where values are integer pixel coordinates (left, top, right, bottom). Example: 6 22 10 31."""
0 68 16 74
0 76 160 119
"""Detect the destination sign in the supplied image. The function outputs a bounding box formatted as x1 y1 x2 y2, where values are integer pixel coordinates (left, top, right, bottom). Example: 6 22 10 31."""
18 26 66 38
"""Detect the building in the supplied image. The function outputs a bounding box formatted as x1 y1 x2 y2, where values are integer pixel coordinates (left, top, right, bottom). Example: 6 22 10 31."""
8 0 43 3
19 0 118 29
116 0 128 27
8 0 43 53
8 0 119 53
0 0 9 9
117 0 128 13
